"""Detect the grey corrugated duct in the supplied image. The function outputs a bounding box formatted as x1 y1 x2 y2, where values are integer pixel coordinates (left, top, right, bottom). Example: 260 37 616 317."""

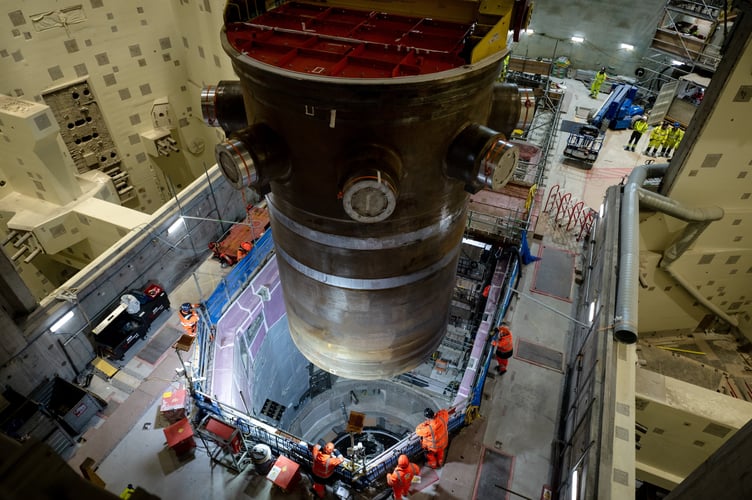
614 163 725 343
615 164 668 343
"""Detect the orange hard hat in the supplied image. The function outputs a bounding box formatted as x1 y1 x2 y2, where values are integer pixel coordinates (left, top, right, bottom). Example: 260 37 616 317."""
241 242 252 251
324 442 335 454
398 454 409 467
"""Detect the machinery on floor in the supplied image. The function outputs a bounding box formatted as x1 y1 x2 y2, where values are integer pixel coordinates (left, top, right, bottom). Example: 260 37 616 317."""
563 124 604 165
91 283 170 360
589 83 644 131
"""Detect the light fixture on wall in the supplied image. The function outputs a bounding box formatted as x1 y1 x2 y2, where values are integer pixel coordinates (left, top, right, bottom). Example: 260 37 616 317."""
167 217 186 235
571 468 580 500
50 310 75 333
588 301 597 323
620 43 634 51
671 59 684 66
571 36 584 43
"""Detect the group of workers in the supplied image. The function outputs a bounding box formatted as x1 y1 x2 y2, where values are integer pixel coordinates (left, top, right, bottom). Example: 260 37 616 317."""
645 121 685 158
309 323 513 498
626 119 684 158
589 68 686 160
309 405 450 498
308 404 453 498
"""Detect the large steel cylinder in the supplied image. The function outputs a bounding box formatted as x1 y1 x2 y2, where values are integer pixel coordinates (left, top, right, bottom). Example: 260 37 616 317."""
215 2 515 380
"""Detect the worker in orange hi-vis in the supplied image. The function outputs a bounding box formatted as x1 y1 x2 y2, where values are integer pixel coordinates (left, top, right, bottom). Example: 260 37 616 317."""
415 407 449 469
491 323 514 375
177 302 201 336
387 454 421 500
311 441 344 499
236 241 252 262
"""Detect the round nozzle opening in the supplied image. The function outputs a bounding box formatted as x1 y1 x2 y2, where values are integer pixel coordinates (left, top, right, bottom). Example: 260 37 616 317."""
614 329 637 344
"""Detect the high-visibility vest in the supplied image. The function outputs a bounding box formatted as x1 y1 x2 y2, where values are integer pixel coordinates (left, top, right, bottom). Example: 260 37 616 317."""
493 327 514 357
633 120 648 134
649 126 669 144
312 446 343 478
178 309 198 329
388 462 420 489
666 128 684 147
416 409 449 452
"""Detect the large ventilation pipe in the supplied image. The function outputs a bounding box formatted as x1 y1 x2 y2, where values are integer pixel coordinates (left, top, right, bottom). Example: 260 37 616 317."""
205 2 519 380
615 163 725 343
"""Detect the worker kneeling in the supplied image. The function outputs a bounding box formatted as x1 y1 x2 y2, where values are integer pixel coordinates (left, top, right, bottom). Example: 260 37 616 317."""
415 407 449 469
387 454 420 500
311 441 344 498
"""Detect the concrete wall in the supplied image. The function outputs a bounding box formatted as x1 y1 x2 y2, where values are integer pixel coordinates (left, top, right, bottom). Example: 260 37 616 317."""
0 168 247 394
511 0 665 77
0 1 240 300
643 11 752 339
663 416 752 500
635 368 752 490
0 0 230 214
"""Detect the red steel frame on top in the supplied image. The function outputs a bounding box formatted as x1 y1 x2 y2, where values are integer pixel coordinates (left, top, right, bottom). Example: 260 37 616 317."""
226 1 473 78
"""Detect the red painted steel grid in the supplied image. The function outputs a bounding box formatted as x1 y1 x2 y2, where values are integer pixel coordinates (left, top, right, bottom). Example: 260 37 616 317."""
226 1 473 78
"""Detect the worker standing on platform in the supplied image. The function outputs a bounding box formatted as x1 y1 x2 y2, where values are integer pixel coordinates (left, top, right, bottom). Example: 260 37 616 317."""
625 115 648 152
415 407 449 469
589 67 607 98
236 241 252 262
387 454 421 500
311 441 344 498
178 303 200 336
645 121 670 157
660 122 684 158
491 323 514 374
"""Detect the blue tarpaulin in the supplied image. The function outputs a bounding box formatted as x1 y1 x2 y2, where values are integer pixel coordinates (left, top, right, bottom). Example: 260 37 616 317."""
520 230 541 265
204 229 275 324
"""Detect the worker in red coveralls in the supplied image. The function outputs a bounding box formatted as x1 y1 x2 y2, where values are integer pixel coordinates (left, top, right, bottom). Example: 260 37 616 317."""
387 454 420 500
415 407 449 469
311 441 344 498
491 323 514 375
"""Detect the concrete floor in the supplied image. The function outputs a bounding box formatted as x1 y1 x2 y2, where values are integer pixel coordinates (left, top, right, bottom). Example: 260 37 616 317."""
67 76 641 499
